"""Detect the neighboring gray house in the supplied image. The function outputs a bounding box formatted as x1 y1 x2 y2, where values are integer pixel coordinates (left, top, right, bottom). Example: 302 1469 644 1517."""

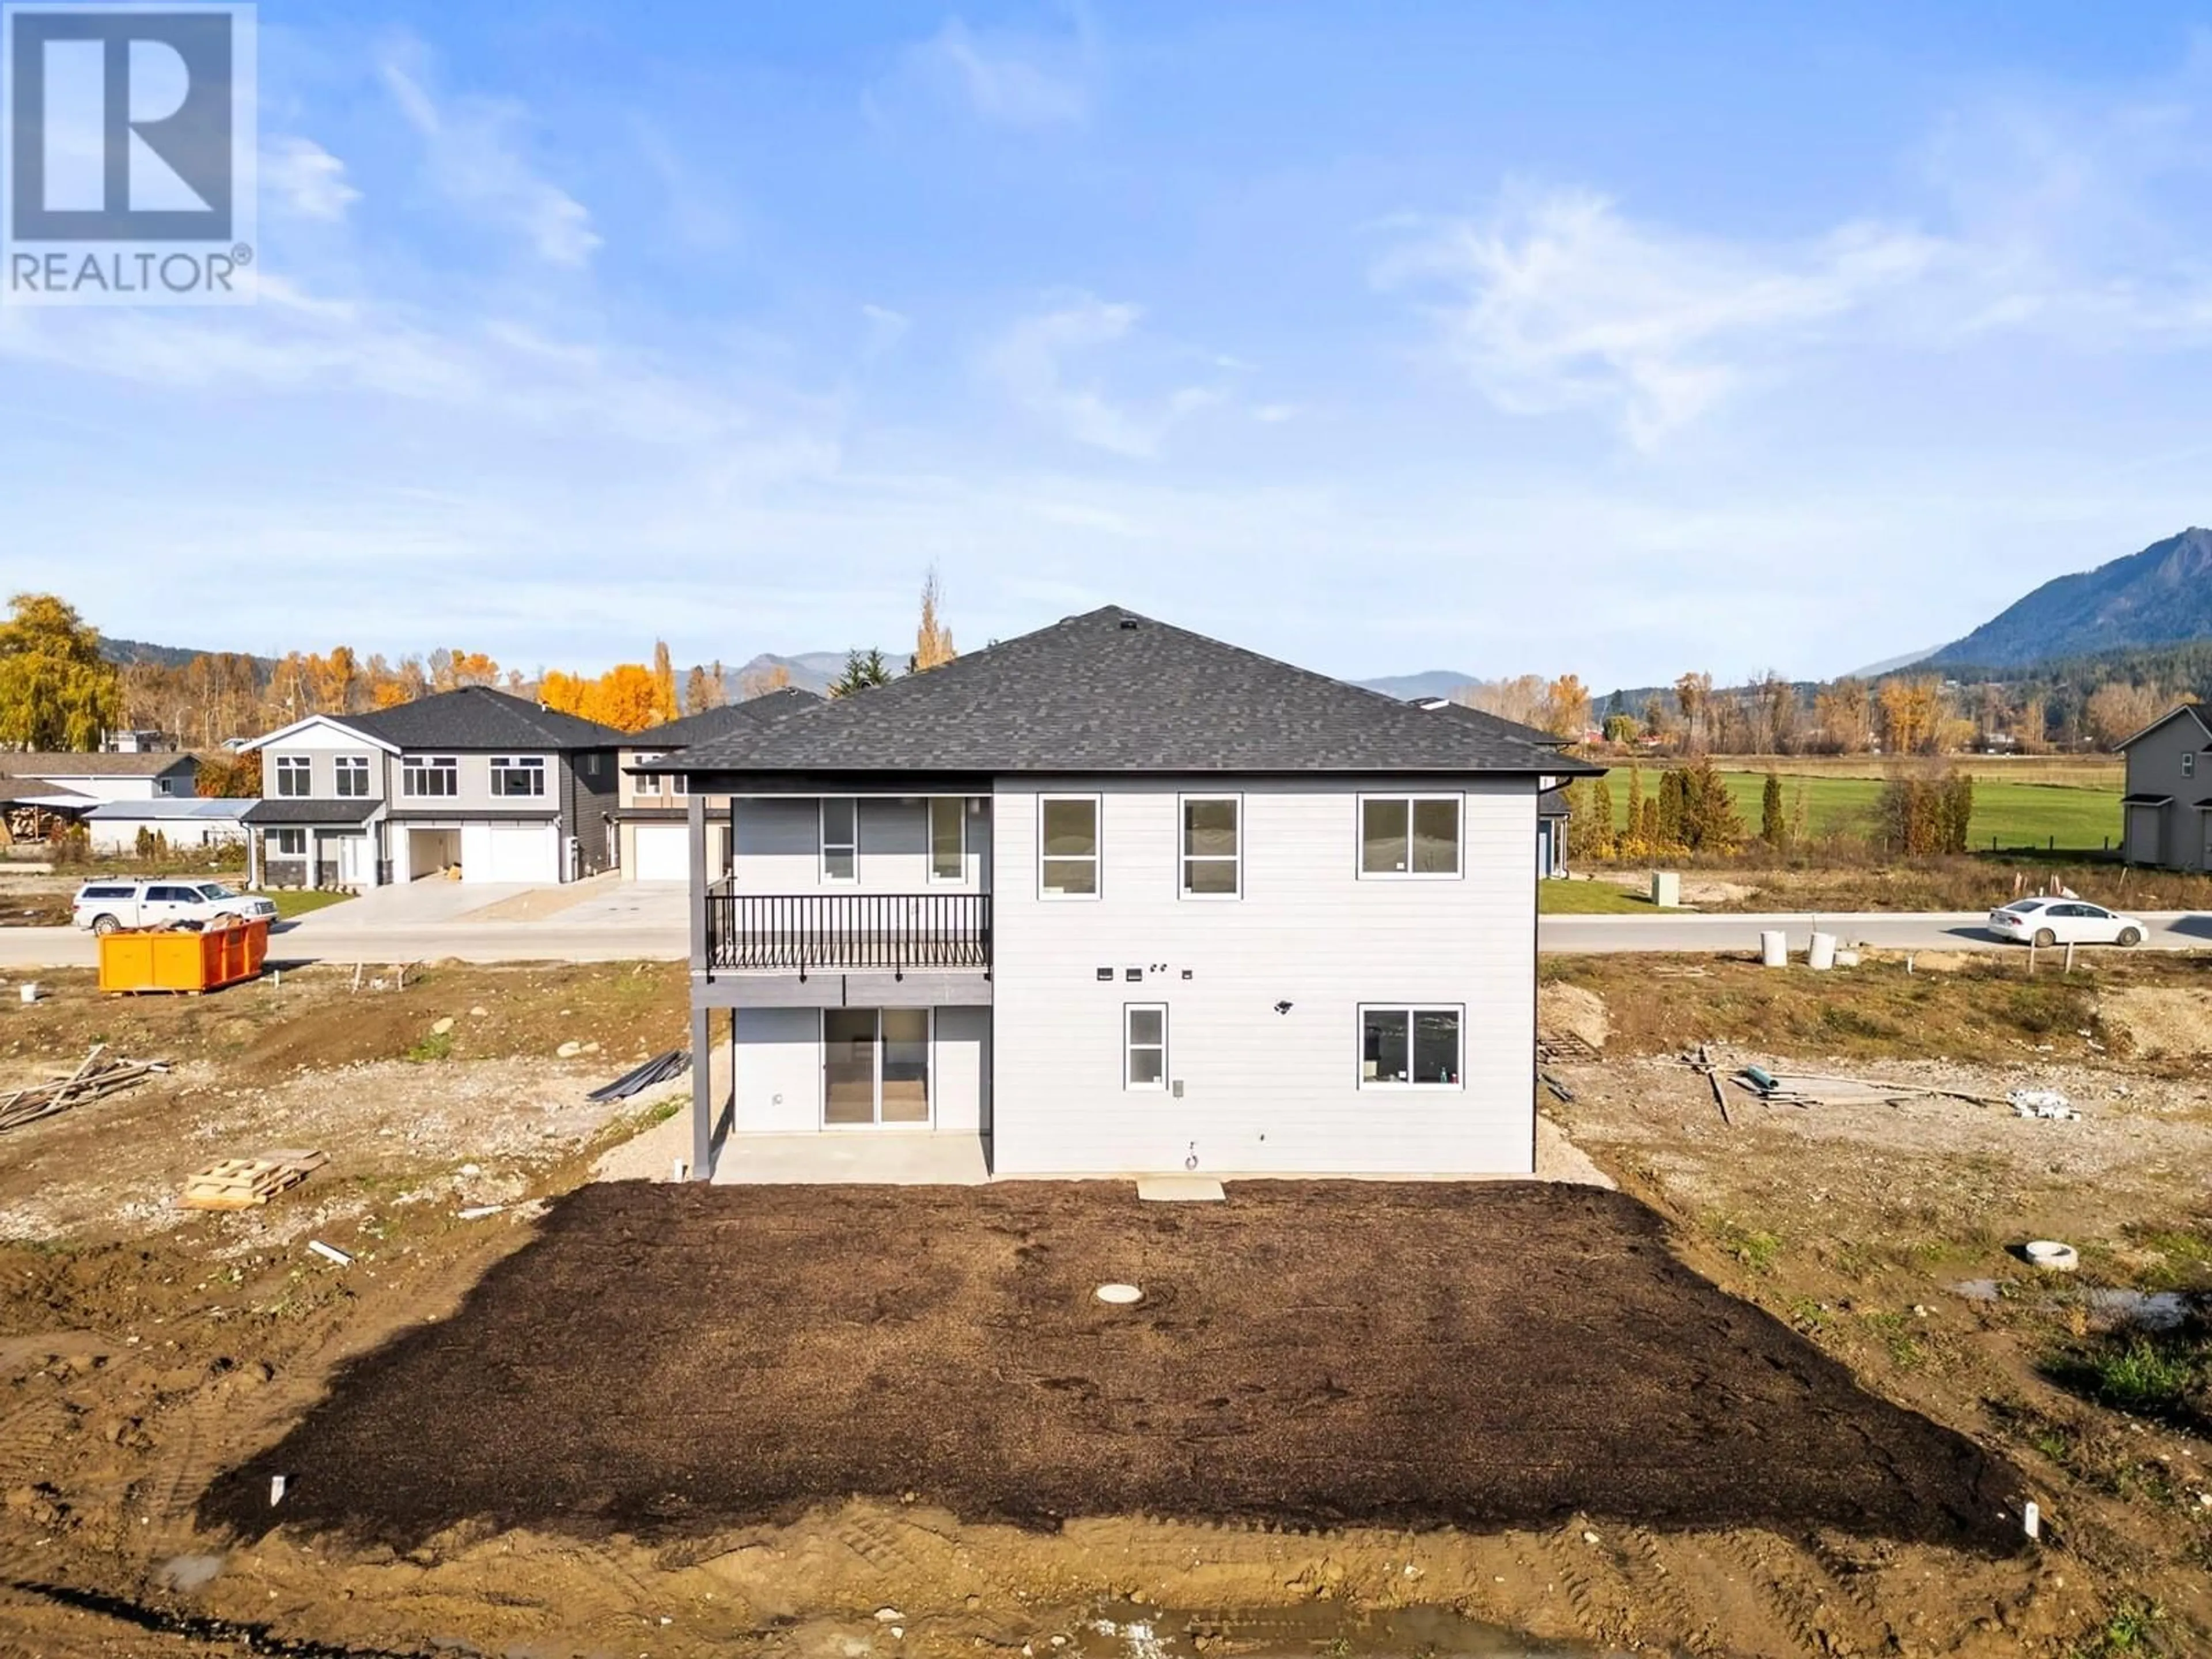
2118 703 2212 872
0 751 198 803
238 688 624 888
664 605 1598 1181
616 688 821 881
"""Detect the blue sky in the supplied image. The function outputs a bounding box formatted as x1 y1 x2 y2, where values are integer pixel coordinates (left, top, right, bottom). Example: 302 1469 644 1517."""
5 2 2210 690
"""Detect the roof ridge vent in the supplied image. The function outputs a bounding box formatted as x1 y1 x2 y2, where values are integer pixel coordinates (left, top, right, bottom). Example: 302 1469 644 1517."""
1118 617 1139 631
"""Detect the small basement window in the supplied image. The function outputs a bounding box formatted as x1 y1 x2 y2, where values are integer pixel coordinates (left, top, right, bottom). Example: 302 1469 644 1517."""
1125 1004 1167 1090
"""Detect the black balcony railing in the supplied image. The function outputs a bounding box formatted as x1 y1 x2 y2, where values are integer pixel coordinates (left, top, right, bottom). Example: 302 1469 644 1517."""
704 889 992 975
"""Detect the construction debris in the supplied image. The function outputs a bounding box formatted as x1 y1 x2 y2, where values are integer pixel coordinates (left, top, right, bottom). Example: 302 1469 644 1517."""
0 1045 169 1135
307 1240 354 1267
2009 1089 2081 1121
181 1150 327 1211
586 1048 692 1103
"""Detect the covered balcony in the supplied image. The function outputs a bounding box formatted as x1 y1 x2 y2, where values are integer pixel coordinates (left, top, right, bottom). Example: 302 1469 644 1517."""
703 885 992 975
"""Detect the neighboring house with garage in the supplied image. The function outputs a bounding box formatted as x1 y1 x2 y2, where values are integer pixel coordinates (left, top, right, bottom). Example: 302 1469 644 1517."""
617 687 821 881
665 604 1599 1182
2117 702 2212 872
0 751 199 803
237 688 624 888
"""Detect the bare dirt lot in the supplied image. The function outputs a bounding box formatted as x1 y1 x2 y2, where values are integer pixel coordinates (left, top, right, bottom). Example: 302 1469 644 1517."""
0 954 2207 1656
199 1181 2020 1550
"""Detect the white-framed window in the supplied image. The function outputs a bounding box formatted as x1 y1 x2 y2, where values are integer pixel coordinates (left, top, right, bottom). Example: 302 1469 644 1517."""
402 755 457 798
1039 795 1100 898
271 827 306 857
1180 794 1240 897
490 756 546 797
2186 752 2198 779
334 755 370 798
929 796 966 882
1359 794 1461 877
634 754 687 797
272 755 310 798
821 797 858 882
1124 1003 1167 1090
1359 1005 1463 1088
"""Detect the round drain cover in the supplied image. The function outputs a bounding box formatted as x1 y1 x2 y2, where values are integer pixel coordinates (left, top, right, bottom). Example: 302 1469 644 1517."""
1094 1283 1143 1305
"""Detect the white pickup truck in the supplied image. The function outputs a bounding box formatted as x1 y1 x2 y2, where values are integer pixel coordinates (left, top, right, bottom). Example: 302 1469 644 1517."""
71 878 279 935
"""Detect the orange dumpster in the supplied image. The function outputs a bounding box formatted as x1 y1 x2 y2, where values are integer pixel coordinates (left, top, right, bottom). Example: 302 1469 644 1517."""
99 917 270 995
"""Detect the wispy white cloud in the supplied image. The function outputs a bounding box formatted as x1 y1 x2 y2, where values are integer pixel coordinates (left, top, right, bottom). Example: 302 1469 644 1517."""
980 294 1226 458
1375 190 1938 448
860 303 911 358
1378 50 2212 449
902 14 1094 128
263 137 359 221
378 50 601 267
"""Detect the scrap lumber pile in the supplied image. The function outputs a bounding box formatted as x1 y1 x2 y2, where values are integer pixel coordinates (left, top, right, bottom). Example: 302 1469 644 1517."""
0 1044 169 1135
181 1149 327 1211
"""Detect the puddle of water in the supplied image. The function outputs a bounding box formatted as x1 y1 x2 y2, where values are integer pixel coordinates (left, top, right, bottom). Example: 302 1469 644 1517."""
1951 1280 2206 1331
2083 1289 2202 1331
1068 1600 1622 1659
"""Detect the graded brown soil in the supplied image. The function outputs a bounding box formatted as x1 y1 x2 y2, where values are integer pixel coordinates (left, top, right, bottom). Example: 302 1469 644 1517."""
199 1180 2021 1552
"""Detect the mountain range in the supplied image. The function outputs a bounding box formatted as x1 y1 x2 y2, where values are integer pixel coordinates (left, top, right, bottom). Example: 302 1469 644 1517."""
90 526 2212 703
1925 528 2212 671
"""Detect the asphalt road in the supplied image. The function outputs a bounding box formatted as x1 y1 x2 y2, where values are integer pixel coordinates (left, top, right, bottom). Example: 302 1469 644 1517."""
1537 910 2211 955
2 906 2205 971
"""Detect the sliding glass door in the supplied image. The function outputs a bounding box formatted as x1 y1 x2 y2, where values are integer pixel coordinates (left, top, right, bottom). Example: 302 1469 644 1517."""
823 1008 931 1127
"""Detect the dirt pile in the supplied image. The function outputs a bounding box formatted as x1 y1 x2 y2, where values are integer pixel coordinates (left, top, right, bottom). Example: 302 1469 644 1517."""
2097 986 2212 1059
1537 982 1608 1051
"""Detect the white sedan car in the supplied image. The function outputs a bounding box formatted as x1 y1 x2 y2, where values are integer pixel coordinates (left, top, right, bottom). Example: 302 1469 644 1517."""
1986 897 2146 948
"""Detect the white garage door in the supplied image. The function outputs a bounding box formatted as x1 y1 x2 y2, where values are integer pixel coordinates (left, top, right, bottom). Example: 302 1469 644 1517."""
632 824 690 882
480 823 558 883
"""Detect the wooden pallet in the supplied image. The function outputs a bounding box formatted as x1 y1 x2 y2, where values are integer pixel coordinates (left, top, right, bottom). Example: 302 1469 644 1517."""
181 1150 326 1211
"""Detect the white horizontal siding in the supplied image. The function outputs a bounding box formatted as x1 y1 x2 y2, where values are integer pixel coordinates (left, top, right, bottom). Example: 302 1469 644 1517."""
730 797 991 892
732 1007 823 1132
990 777 1536 1177
730 1005 988 1134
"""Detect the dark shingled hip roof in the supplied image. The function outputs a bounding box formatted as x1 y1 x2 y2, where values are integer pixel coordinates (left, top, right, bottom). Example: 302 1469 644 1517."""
669 607 1601 778
342 687 625 751
625 687 821 752
244 797 380 825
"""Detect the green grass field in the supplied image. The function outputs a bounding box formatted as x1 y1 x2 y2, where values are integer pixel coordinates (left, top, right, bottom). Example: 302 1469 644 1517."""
1536 880 1659 914
269 889 354 920
1605 771 2123 852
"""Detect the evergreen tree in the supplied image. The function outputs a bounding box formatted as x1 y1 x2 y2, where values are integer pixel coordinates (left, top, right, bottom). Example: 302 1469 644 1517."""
828 647 893 698
1760 770 1786 849
1623 766 1645 853
1657 768 1687 848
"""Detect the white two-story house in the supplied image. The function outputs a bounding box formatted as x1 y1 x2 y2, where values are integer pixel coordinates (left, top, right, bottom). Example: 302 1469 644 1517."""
664 605 1600 1181
239 688 624 888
